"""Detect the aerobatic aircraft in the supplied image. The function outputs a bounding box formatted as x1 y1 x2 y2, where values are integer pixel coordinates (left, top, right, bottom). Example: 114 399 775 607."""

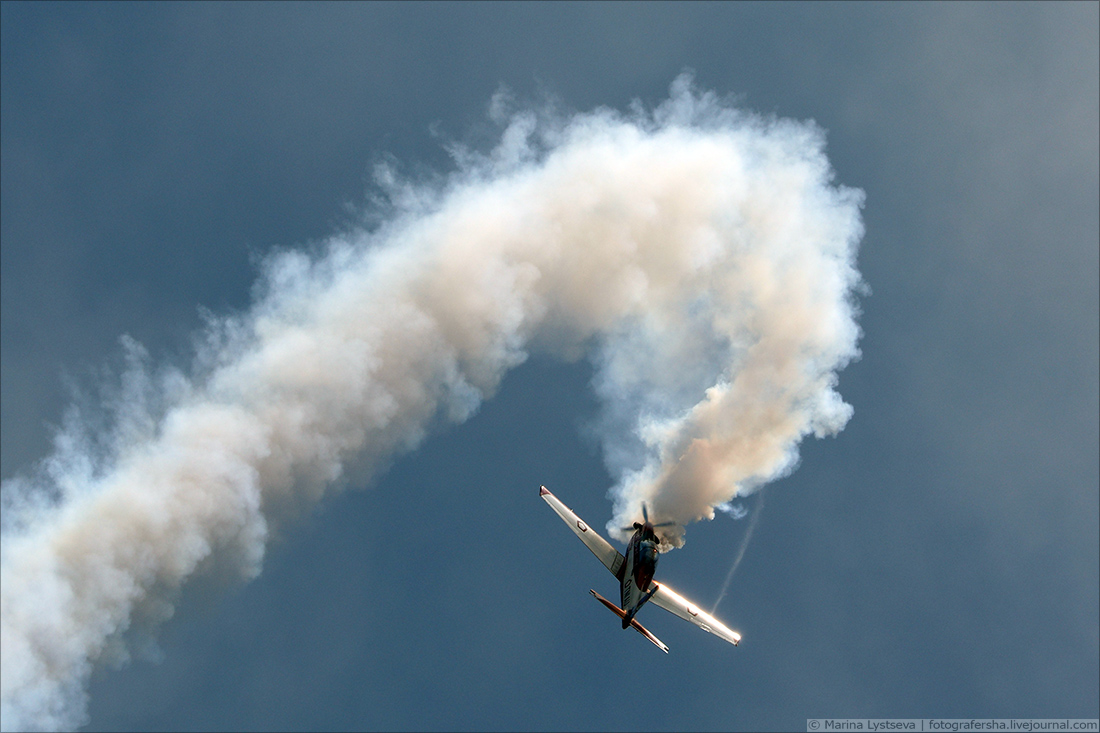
540 485 741 653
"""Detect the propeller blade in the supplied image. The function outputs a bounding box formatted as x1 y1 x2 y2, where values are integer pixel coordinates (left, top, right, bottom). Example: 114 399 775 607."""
642 502 649 523
653 521 677 528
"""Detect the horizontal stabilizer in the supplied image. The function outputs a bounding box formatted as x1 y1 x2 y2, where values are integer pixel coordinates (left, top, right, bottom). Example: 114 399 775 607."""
589 589 669 653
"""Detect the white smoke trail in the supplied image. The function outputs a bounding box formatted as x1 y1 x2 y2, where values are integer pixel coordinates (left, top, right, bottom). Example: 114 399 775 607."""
0 74 864 730
711 490 765 615
716 501 749 520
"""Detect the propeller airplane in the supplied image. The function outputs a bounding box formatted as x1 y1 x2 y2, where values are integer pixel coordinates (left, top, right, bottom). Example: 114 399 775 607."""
540 485 742 653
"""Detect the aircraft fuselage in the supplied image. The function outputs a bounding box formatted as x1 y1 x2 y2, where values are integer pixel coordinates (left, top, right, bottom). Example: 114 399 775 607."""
619 524 660 627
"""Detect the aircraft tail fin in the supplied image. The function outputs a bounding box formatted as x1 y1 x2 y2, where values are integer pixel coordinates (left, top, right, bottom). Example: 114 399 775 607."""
589 589 669 653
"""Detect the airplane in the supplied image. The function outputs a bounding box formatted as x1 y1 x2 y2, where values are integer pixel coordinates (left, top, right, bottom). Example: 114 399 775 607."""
540 485 741 653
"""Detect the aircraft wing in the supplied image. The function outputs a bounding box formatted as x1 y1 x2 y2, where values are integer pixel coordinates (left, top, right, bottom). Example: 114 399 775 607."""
649 580 742 646
540 486 625 579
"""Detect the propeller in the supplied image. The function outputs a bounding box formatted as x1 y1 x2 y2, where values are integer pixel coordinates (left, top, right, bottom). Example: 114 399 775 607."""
621 502 678 532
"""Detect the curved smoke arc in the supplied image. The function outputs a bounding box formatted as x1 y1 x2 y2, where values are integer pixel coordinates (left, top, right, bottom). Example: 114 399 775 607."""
0 74 864 731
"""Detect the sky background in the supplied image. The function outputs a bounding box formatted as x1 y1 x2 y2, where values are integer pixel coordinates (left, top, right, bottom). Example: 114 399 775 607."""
2 2 1097 731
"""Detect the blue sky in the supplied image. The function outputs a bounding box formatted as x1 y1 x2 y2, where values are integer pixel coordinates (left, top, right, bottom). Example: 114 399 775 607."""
1 3 1097 731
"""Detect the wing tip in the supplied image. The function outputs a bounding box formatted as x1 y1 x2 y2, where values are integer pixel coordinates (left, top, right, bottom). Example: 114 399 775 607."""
539 485 551 496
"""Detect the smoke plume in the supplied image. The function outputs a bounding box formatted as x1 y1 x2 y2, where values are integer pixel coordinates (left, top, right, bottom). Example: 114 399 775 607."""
0 74 864 730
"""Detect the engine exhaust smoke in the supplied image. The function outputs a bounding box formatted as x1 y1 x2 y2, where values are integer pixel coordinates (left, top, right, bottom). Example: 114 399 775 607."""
0 74 863 730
